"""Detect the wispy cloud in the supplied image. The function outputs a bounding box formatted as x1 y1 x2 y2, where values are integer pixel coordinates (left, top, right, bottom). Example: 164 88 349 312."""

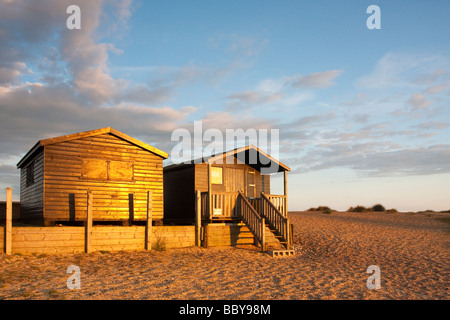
356 52 450 89
223 69 342 110
288 69 343 89
406 93 432 110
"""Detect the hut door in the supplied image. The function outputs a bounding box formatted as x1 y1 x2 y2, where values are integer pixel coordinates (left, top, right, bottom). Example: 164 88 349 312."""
225 168 245 193
247 170 256 198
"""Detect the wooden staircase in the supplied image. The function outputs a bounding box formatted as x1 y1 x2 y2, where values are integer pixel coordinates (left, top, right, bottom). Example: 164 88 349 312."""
237 191 294 256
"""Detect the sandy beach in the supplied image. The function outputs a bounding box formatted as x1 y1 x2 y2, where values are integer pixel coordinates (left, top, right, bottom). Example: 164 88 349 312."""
0 210 448 300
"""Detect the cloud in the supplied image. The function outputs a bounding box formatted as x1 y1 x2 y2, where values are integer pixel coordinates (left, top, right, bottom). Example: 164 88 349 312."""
357 52 450 89
0 81 197 159
0 165 20 198
289 70 343 89
289 139 450 177
223 69 340 110
424 83 450 95
406 93 432 109
224 90 283 110
209 34 269 58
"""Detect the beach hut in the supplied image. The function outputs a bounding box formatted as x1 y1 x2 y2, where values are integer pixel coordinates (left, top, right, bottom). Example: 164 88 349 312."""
16 127 167 226
164 145 292 250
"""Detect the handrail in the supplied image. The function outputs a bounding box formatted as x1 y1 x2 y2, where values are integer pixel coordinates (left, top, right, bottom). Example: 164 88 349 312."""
261 192 290 249
265 194 287 216
237 191 266 251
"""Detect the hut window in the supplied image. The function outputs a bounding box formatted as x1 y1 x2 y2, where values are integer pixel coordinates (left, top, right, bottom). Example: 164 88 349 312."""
81 159 134 182
211 167 223 184
26 162 35 186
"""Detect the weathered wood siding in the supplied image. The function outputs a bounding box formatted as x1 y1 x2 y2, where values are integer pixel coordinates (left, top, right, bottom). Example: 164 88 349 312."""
195 162 270 196
204 224 255 247
19 149 44 221
163 165 195 221
43 133 164 222
1 225 195 254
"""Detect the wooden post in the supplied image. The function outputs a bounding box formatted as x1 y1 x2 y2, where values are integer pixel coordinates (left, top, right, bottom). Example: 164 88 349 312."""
195 190 201 247
5 188 12 255
85 190 93 254
207 162 212 221
204 224 209 248
285 218 291 250
145 191 153 250
283 170 288 217
261 217 266 252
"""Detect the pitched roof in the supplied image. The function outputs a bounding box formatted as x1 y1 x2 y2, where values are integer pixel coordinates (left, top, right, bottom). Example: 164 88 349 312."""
17 127 168 168
165 145 290 173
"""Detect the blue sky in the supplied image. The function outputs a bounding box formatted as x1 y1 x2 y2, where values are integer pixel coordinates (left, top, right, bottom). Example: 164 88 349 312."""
0 0 449 211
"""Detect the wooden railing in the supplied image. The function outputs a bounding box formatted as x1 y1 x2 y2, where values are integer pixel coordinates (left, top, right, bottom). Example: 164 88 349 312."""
237 191 266 251
261 192 290 249
265 194 287 217
200 192 239 219
247 198 260 214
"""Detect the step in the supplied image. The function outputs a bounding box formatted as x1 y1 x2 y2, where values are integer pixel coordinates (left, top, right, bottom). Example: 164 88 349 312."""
267 249 295 258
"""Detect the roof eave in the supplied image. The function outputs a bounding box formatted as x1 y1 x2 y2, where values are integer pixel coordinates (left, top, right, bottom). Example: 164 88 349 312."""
16 141 43 168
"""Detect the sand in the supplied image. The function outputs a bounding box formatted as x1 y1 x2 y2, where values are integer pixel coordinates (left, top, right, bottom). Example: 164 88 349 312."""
0 211 448 300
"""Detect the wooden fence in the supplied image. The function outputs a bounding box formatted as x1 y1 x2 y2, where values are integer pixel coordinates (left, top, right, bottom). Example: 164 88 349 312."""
1 188 195 255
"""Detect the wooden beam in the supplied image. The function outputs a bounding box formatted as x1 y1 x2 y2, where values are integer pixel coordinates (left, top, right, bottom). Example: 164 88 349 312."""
145 191 153 250
261 217 266 252
208 163 212 221
195 190 201 247
85 190 93 253
283 170 288 217
5 188 12 255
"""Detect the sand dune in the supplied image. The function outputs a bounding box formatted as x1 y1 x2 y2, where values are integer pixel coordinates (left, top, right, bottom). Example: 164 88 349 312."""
0 211 448 300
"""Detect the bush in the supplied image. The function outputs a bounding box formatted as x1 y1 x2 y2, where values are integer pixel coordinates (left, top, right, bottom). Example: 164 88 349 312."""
371 204 386 212
307 206 335 214
348 205 369 212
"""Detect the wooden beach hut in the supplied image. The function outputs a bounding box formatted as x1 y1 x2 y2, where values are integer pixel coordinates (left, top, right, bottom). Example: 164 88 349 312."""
16 127 167 226
164 145 293 251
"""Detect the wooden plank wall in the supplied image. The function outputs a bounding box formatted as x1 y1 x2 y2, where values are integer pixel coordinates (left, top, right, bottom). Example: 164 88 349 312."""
43 133 164 222
20 150 44 221
195 162 270 196
1 225 195 254
204 224 255 247
12 227 85 254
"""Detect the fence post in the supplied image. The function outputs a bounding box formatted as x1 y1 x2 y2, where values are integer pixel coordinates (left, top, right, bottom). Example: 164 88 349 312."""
145 191 153 250
5 188 12 255
85 190 93 253
261 217 266 252
195 190 201 247
285 218 291 250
